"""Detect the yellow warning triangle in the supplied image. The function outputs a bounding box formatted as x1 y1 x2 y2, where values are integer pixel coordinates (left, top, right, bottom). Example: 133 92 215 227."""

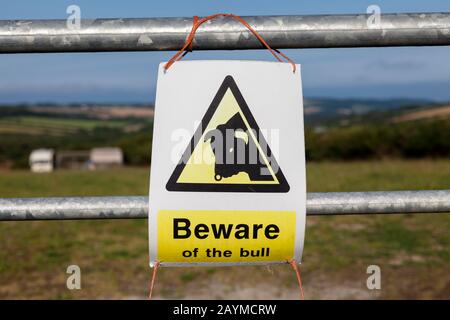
166 76 289 193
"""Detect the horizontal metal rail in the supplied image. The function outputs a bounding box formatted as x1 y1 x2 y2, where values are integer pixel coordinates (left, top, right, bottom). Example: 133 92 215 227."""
1 13 450 53
0 190 449 221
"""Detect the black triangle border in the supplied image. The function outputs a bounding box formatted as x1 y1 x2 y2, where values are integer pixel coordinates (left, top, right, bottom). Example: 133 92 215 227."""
166 75 290 193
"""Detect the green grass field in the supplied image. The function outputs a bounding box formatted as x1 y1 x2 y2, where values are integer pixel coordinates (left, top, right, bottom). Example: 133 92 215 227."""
0 160 449 299
0 116 130 136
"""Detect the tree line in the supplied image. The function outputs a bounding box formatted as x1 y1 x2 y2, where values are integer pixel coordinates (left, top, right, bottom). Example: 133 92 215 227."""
1 118 450 169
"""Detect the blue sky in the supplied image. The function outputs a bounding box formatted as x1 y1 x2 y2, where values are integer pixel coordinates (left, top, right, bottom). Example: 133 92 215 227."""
1 0 450 103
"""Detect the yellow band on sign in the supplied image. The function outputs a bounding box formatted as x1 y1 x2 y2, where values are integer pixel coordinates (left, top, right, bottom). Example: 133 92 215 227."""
157 210 296 264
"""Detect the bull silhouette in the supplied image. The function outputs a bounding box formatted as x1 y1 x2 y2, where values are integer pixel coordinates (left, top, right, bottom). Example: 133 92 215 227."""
203 113 271 181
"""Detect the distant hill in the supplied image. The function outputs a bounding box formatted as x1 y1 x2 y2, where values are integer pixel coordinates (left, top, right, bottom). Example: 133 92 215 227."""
28 105 154 120
303 98 437 125
2 99 450 168
0 103 154 120
0 98 443 125
391 105 450 123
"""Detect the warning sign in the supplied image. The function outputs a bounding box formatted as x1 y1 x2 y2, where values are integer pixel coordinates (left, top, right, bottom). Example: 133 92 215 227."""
149 61 306 266
157 210 296 263
166 75 289 192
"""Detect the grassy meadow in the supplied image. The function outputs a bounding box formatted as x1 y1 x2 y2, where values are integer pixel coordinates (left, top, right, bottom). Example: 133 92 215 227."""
0 160 449 299
0 116 129 136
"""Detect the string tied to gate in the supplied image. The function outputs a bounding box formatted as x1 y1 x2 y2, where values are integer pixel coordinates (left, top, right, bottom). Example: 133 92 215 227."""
164 13 296 73
148 260 305 300
148 260 160 300
289 259 305 300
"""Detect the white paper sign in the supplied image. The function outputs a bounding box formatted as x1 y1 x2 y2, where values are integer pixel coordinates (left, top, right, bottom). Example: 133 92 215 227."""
149 60 306 266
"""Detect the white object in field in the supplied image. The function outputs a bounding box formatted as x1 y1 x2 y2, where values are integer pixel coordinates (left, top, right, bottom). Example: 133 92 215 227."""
149 60 306 267
29 149 54 173
89 147 123 169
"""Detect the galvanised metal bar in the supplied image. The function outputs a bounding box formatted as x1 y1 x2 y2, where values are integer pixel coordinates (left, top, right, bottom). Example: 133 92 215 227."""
0 190 449 221
1 13 450 53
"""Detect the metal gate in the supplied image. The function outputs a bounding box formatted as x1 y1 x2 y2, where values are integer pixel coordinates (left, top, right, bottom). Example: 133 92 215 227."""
1 12 450 220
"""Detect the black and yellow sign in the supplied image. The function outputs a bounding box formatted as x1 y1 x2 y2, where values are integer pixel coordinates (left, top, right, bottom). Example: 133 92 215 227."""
166 75 290 193
149 61 306 266
158 210 296 263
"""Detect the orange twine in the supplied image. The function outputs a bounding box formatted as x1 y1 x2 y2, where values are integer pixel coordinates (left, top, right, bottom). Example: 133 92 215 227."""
289 259 305 300
148 259 304 299
164 13 296 72
148 261 160 300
